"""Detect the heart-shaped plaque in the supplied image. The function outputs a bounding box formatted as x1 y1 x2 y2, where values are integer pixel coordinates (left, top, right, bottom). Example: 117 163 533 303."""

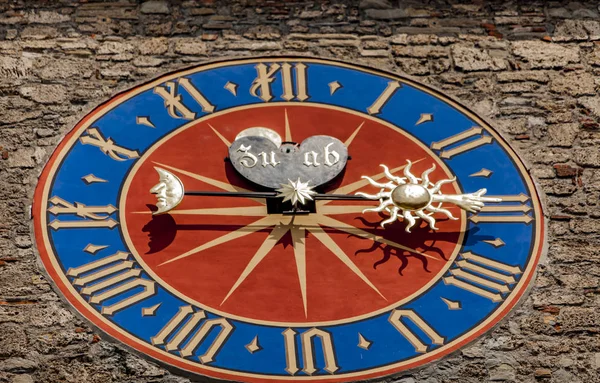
228 128 348 189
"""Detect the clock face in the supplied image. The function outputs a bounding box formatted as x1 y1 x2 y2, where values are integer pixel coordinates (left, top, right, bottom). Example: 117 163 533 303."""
33 57 545 382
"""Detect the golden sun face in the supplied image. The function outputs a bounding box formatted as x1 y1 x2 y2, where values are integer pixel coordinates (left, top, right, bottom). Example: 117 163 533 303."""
356 160 459 232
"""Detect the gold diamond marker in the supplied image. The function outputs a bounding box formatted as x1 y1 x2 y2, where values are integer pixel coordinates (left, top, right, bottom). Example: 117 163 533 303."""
136 116 155 128
358 333 372 350
415 113 433 125
483 238 505 248
470 168 493 178
224 81 238 96
82 174 107 185
142 303 161 316
441 297 461 310
245 336 261 353
329 81 342 95
83 244 108 255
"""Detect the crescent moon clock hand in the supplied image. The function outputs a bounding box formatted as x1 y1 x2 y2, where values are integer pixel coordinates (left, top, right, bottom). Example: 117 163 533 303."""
151 162 501 233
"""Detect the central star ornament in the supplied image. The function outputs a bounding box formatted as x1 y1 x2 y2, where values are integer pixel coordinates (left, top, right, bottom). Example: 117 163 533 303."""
276 178 317 205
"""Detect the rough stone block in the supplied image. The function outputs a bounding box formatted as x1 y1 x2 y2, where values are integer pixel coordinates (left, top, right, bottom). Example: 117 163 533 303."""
34 58 94 80
20 26 58 40
392 45 448 58
11 375 35 383
299 10 322 19
140 1 169 14
0 57 32 79
359 0 393 9
97 41 135 55
19 84 67 104
0 323 27 357
496 70 549 83
365 9 409 20
26 10 70 24
578 96 600 119
553 20 589 41
243 25 281 40
575 148 600 167
550 72 596 96
512 41 580 69
173 39 207 55
189 7 216 16
227 41 282 51
138 37 168 55
132 56 164 67
452 45 506 71
0 358 38 373
548 123 579 147
559 307 600 332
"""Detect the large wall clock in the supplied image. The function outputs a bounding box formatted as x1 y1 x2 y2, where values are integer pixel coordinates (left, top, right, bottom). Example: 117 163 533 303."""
33 57 545 382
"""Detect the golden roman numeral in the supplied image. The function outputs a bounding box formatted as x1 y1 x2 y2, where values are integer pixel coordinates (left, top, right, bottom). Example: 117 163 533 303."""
430 127 493 159
443 251 522 302
367 81 401 115
250 62 308 102
151 306 233 364
388 309 445 353
67 251 155 316
282 328 339 375
470 193 534 224
79 128 140 161
154 78 215 120
48 196 118 230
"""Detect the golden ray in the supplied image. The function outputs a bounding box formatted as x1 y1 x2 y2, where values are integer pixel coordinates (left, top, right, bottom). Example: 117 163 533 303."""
318 205 375 215
344 122 364 147
207 123 231 146
318 158 425 207
158 215 279 266
221 222 290 305
160 206 267 216
152 162 265 205
132 206 268 216
316 215 439 261
284 109 292 142
290 225 308 317
308 225 386 301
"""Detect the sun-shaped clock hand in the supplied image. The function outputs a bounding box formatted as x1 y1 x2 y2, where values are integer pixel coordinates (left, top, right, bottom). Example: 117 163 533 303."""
356 160 502 232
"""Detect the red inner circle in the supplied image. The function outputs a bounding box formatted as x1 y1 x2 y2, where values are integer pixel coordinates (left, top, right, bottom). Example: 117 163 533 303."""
123 105 462 323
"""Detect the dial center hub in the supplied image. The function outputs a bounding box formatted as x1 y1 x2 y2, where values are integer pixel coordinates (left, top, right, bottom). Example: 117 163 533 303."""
391 184 432 210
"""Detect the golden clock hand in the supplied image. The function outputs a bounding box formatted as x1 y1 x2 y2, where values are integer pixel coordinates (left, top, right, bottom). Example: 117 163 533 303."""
357 160 503 232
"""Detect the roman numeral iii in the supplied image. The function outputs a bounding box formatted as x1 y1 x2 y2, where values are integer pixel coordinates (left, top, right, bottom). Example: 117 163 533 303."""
444 251 522 302
67 251 155 316
152 306 233 364
282 328 339 375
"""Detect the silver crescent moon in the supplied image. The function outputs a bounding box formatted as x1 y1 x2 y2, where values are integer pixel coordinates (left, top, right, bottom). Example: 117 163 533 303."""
150 167 185 215
235 127 282 147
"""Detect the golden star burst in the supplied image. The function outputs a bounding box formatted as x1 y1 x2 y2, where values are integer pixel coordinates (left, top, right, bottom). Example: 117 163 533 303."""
276 178 317 206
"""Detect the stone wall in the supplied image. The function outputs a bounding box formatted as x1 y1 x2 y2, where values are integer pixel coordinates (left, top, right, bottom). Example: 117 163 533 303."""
0 1 599 382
